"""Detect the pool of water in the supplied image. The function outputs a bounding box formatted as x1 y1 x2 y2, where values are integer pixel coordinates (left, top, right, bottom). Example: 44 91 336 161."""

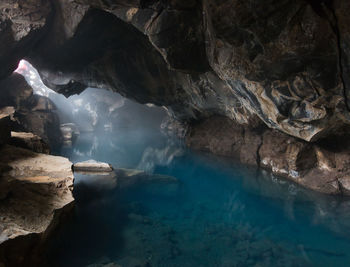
46 128 350 267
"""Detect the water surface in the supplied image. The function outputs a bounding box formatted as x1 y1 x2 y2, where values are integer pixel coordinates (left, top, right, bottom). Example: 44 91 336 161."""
47 128 350 267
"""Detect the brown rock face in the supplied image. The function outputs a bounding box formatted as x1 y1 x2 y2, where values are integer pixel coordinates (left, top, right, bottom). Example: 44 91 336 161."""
187 116 263 166
0 145 74 267
187 116 350 195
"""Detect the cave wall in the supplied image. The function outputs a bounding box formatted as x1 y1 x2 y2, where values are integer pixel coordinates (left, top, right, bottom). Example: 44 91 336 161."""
1 0 350 142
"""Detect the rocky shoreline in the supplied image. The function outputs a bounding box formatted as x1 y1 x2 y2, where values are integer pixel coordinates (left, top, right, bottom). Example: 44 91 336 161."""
186 116 350 195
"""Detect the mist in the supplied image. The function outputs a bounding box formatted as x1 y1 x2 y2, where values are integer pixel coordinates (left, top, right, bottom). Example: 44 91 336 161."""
15 60 183 172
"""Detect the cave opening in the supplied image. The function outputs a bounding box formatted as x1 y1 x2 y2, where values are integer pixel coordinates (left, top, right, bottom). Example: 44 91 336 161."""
14 59 173 167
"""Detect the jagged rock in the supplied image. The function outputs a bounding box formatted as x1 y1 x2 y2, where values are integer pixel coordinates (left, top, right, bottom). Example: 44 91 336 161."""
9 131 49 154
0 145 74 267
73 160 113 173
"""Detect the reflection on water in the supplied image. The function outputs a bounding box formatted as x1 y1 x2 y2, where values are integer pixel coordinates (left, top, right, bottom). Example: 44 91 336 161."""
47 128 350 267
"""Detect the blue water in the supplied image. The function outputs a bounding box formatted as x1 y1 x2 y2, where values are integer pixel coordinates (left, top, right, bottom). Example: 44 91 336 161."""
47 128 350 267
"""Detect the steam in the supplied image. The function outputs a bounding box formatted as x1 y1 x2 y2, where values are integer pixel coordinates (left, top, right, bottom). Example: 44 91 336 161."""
14 59 183 171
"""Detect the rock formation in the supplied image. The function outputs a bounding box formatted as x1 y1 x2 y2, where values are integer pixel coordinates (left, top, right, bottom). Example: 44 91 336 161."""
187 116 350 195
0 73 62 151
0 0 346 141
0 145 74 267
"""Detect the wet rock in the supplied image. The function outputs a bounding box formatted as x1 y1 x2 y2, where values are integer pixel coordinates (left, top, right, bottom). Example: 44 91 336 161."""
73 160 113 173
187 116 350 195
9 131 49 154
0 145 74 267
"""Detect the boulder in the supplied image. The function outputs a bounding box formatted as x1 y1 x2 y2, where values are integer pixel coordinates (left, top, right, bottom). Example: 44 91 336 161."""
73 160 113 173
0 145 74 267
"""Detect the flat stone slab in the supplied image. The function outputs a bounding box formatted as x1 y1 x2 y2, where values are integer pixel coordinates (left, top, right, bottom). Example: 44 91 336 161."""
73 160 113 173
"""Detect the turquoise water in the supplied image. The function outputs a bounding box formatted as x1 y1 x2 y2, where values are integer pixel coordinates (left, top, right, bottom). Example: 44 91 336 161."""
47 129 350 267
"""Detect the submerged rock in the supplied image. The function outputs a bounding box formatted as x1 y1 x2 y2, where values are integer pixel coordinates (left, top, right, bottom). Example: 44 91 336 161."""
115 168 178 189
0 145 74 267
73 160 113 173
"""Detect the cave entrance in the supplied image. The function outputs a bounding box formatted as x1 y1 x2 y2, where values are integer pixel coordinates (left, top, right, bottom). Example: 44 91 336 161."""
13 59 176 170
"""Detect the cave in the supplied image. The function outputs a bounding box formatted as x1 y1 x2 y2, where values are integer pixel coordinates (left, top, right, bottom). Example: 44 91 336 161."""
1 0 350 266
